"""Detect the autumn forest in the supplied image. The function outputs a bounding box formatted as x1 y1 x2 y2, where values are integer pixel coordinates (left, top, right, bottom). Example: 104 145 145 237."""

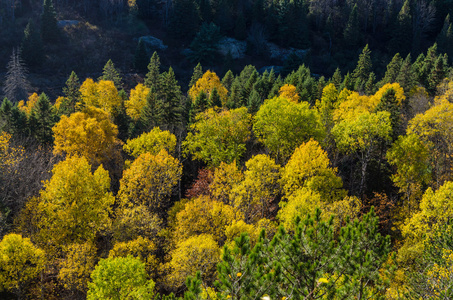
1 0 453 299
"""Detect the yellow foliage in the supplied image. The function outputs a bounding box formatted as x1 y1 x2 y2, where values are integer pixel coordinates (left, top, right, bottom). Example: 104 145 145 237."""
278 84 300 103
79 79 121 115
58 242 97 292
0 132 23 170
118 149 182 211
0 234 45 293
188 70 228 105
52 106 120 165
37 155 114 248
123 127 177 158
125 83 150 120
173 195 243 244
278 188 323 230
400 181 453 262
109 236 158 276
230 154 281 221
18 92 39 115
113 205 162 243
210 161 244 204
281 139 345 202
370 83 405 107
167 234 220 288
225 219 276 244
54 96 65 111
333 92 371 122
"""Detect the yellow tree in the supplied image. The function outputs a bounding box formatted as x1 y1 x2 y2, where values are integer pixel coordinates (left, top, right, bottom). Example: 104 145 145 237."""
230 154 281 221
79 79 122 115
278 84 300 103
167 234 220 289
407 99 453 189
209 161 244 204
0 234 45 300
281 139 346 202
123 127 177 158
400 181 453 262
58 242 97 293
118 149 182 214
188 70 228 106
173 195 243 244
35 155 114 250
17 92 39 115
125 83 150 121
52 106 120 165
183 107 252 166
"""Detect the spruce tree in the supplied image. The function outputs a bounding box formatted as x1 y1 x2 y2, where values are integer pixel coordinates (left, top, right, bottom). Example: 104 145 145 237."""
343 4 360 48
33 93 55 144
188 63 203 90
100 59 122 89
21 20 44 68
391 0 412 56
396 54 415 94
247 89 261 114
61 71 81 115
381 53 403 86
209 87 222 107
189 22 221 65
140 87 158 131
169 0 201 40
365 72 377 95
3 49 31 103
331 68 342 89
427 55 447 94
0 98 13 133
352 44 372 91
10 105 29 137
145 52 161 90
375 88 400 139
134 39 149 72
221 70 234 91
41 0 59 43
158 67 183 130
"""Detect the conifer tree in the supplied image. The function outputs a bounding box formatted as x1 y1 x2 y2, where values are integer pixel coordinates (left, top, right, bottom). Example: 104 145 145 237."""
33 93 55 144
396 54 415 94
189 22 221 65
352 44 372 91
427 55 447 94
145 52 161 90
169 0 201 40
391 0 412 56
209 87 221 107
61 71 81 115
3 49 31 103
331 67 342 89
221 70 234 91
247 89 261 114
375 88 400 139
365 72 376 95
21 20 44 68
10 105 29 137
381 53 403 86
188 63 203 90
134 39 149 72
41 0 59 43
343 4 360 48
140 87 159 131
0 98 13 133
100 59 122 89
158 67 183 130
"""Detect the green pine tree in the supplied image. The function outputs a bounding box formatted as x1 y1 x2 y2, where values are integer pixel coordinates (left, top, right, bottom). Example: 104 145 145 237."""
380 53 403 86
158 67 183 130
343 4 360 48
40 0 59 43
189 22 222 65
21 20 44 67
61 71 81 115
189 63 203 90
33 93 56 144
100 59 122 89
375 88 400 139
221 70 234 91
352 44 373 91
331 67 342 89
209 87 221 108
365 72 377 95
134 39 149 72
169 0 201 40
396 54 415 94
391 0 412 56
145 52 161 90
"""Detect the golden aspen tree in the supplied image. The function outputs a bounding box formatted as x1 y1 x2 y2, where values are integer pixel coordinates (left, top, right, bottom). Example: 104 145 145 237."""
209 161 244 204
188 70 228 105
79 79 121 115
118 149 182 213
125 83 150 120
52 105 120 165
123 127 177 158
278 84 300 103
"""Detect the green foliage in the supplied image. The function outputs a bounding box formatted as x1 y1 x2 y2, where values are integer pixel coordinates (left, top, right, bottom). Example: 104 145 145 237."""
169 0 201 39
61 71 81 115
21 20 44 67
134 39 149 72
183 107 251 166
189 23 222 65
253 96 324 163
87 256 155 300
145 52 161 90
100 59 122 89
40 0 59 43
